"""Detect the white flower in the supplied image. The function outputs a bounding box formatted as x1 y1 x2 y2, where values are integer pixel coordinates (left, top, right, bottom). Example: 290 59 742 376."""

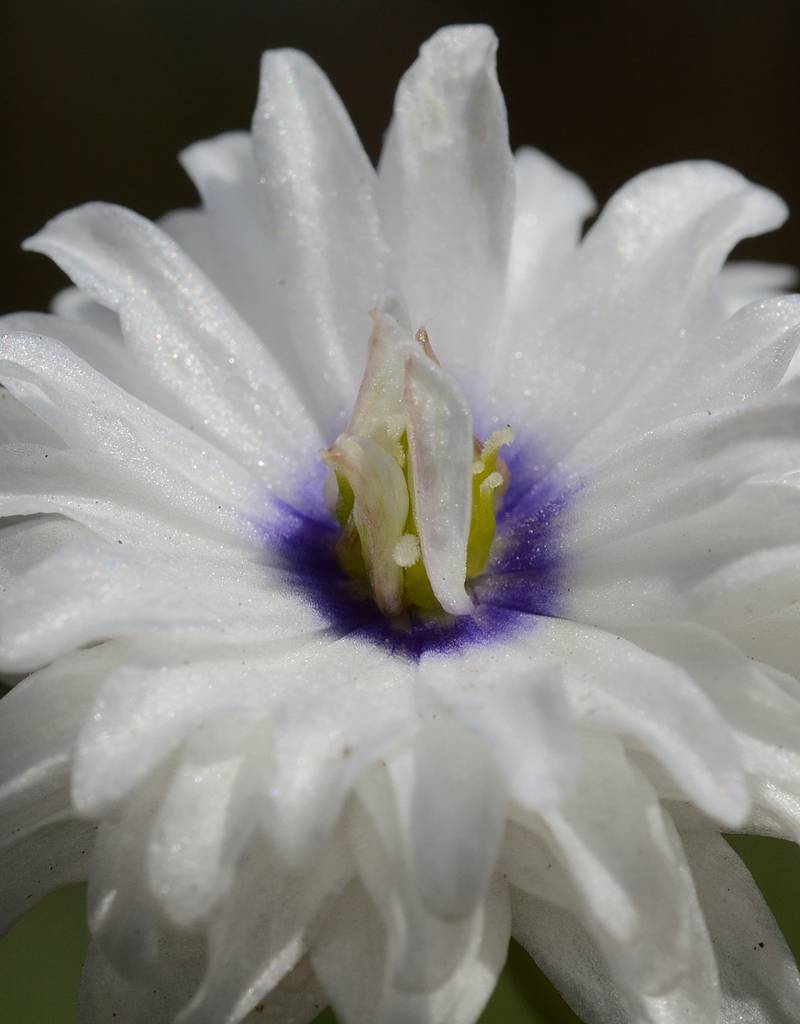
2 21 800 1024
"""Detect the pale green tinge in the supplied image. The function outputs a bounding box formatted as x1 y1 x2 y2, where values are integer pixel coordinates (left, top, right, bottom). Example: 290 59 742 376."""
328 427 512 617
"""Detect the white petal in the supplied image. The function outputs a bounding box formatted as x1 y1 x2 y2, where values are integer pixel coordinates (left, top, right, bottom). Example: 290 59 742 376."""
311 875 510 1024
681 831 800 1023
177 832 352 1024
0 310 172 411
570 294 800 463
87 782 169 979
404 346 473 614
492 161 787 460
78 938 204 1024
0 541 269 673
511 859 720 1024
378 25 515 377
145 716 258 929
419 653 576 813
257 638 416 864
253 49 388 434
487 619 749 826
566 379 800 554
51 284 123 338
177 133 282 345
407 719 507 920
0 444 259 556
0 390 62 445
0 646 113 836
24 203 320 472
567 480 800 632
0 332 266 531
349 769 476 992
520 737 698 996
503 147 595 337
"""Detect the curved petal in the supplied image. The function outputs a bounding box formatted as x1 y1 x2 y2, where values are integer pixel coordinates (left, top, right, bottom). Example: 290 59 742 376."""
501 147 595 363
78 938 204 1024
0 311 177 414
0 540 304 673
311 875 510 1024
24 203 321 471
0 332 267 531
515 737 698 997
176 832 351 1024
0 646 114 837
348 770 476 992
378 25 515 378
493 161 787 462
407 720 507 920
503 619 749 826
177 132 284 350
252 49 388 434
419 654 576 814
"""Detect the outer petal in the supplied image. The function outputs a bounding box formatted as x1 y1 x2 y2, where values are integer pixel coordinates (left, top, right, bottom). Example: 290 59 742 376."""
418 654 575 814
252 49 388 434
0 333 266 532
0 541 307 673
516 737 698 997
177 133 282 351
78 939 204 1024
489 619 750 826
378 25 515 378
492 161 787 461
23 203 321 471
502 147 595 350
0 646 114 834
311 876 510 1024
176 833 351 1024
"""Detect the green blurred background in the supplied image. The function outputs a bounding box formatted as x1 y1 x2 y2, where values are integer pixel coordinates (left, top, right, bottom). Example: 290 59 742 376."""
2 836 798 1023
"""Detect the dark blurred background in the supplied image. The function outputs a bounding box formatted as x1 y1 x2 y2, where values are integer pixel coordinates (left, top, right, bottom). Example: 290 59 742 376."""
3 0 800 315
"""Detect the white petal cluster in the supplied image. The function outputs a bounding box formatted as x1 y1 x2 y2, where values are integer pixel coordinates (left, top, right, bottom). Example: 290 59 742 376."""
2 23 800 1024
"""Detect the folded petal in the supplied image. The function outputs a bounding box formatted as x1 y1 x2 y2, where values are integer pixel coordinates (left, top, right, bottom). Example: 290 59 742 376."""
253 49 388 434
503 619 749 826
407 720 507 920
518 737 697 996
378 25 515 378
177 832 351 1024
419 653 575 814
78 938 204 1024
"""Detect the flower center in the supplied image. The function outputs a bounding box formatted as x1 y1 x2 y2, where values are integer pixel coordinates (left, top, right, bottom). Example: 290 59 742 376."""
322 295 512 620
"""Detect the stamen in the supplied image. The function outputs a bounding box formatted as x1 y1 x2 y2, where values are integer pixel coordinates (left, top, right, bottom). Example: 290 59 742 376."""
323 301 513 619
